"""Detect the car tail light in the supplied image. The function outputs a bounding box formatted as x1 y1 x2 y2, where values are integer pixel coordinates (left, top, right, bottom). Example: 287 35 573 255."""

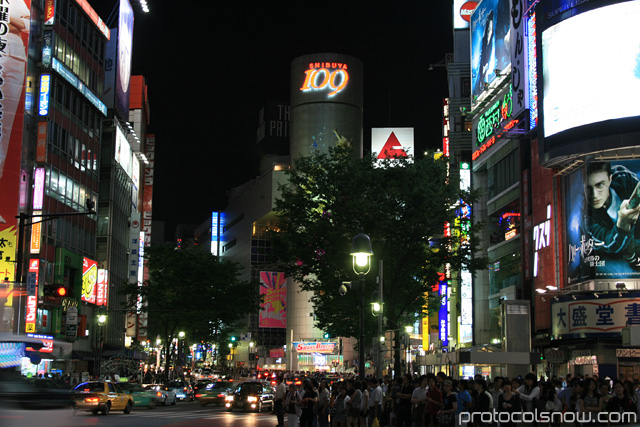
195 394 202 398
156 392 162 397
183 387 187 391
85 397 99 403
217 394 225 397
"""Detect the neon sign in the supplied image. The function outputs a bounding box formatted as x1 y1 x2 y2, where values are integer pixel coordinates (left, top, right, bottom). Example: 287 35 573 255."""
300 62 349 97
533 205 551 277
472 85 519 160
38 75 51 116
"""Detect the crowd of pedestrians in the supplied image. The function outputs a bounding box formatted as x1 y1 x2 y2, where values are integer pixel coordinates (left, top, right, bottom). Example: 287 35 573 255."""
272 371 640 427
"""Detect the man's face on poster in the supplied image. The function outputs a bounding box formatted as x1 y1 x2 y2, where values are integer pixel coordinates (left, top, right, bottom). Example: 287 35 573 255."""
587 170 612 209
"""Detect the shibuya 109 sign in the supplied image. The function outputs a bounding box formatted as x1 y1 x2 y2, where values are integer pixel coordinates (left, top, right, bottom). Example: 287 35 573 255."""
300 62 349 97
472 85 519 160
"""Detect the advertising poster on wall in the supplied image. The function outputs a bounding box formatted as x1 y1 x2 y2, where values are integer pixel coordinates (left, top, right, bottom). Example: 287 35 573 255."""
566 160 640 283
81 257 98 304
470 0 511 104
0 1 31 304
259 271 286 328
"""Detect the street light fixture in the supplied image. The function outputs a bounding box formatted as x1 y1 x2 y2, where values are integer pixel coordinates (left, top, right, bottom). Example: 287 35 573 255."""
350 233 373 381
96 314 107 379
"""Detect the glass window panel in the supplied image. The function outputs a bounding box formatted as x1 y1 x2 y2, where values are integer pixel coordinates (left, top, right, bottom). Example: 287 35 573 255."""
50 169 58 193
58 173 65 197
66 178 73 204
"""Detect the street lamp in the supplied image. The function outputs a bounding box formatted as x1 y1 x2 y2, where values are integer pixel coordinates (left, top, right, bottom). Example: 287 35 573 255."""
405 325 413 374
350 233 373 381
249 341 255 371
97 314 107 379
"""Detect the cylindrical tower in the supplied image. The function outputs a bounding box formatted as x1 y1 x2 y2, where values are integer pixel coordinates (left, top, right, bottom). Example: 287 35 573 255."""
290 53 363 163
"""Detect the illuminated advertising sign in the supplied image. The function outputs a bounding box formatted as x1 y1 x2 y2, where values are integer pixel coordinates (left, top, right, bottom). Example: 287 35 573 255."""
300 62 349 97
25 260 39 333
454 0 478 29
117 0 133 116
36 122 47 162
128 213 141 284
443 99 450 156
72 0 110 40
52 58 107 116
472 85 518 160
30 211 42 254
259 272 286 328
142 135 154 247
533 204 551 278
459 162 472 343
211 212 219 256
510 0 529 120
528 11 538 130
470 0 511 106
115 125 133 179
44 0 55 25
371 128 414 160
293 342 336 354
81 257 98 304
551 294 640 339
38 75 51 116
26 334 54 353
33 168 45 210
541 1 640 139
96 269 108 306
438 281 448 347
42 31 52 68
565 160 640 283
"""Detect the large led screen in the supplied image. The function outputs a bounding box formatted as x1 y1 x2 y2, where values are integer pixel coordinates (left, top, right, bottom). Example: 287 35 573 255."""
470 0 511 102
565 160 640 283
542 1 640 139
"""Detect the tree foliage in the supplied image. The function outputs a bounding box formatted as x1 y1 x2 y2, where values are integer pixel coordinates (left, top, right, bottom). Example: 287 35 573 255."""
270 143 485 372
120 244 260 374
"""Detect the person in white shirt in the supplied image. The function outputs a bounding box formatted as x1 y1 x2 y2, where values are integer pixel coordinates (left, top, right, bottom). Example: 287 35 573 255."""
274 375 287 427
369 378 384 425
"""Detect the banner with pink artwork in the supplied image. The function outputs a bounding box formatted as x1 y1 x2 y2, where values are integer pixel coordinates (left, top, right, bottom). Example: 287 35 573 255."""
259 271 286 328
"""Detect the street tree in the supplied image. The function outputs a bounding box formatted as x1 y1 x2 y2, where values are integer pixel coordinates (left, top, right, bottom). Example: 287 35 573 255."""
121 244 259 379
270 142 485 377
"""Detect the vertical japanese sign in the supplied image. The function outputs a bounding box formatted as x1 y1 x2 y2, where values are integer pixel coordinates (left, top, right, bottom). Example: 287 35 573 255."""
128 212 141 284
510 0 528 120
259 272 286 328
142 135 154 246
96 269 108 306
81 257 98 304
211 212 219 256
0 0 31 303
25 259 39 333
438 281 448 347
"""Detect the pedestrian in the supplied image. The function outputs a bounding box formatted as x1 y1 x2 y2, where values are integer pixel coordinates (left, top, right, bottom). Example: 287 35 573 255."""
333 386 350 427
497 378 521 427
318 379 331 427
348 380 363 427
424 374 442 427
361 380 370 427
370 378 384 426
411 375 429 427
274 375 287 427
437 380 457 427
285 383 303 427
300 381 318 427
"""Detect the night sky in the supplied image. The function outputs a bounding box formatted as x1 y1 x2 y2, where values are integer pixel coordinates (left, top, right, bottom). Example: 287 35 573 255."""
95 1 454 233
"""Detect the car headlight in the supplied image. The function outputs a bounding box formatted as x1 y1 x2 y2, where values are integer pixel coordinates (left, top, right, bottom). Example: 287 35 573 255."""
225 395 234 402
247 396 258 403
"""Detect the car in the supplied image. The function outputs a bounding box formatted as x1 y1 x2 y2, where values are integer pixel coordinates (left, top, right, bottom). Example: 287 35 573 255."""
0 377 73 409
143 384 177 405
118 383 156 409
194 368 214 381
195 380 234 406
192 380 211 395
224 381 275 412
167 380 194 401
72 381 133 415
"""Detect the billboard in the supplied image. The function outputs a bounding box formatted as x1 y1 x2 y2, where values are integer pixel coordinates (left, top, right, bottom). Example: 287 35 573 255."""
371 128 414 160
104 0 134 119
470 0 511 105
81 257 98 304
565 160 640 283
259 271 286 328
0 0 31 303
541 1 640 140
454 0 478 29
551 294 640 339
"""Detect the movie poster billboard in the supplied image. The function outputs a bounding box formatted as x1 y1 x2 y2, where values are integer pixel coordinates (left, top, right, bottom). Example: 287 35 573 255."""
259 272 286 328
470 0 511 105
0 1 31 305
566 160 640 283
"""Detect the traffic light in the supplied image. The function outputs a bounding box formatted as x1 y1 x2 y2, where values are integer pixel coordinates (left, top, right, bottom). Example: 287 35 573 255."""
230 336 236 342
43 284 67 297
323 333 330 339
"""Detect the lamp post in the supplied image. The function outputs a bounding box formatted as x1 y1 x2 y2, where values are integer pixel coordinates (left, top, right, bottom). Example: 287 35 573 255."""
350 233 373 381
97 314 107 379
178 331 185 373
405 325 413 374
249 341 254 371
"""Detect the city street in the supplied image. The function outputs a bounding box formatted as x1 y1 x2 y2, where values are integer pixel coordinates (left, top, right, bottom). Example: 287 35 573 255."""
0 400 283 427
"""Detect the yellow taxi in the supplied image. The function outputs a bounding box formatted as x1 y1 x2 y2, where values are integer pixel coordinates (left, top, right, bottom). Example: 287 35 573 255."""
72 381 134 415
